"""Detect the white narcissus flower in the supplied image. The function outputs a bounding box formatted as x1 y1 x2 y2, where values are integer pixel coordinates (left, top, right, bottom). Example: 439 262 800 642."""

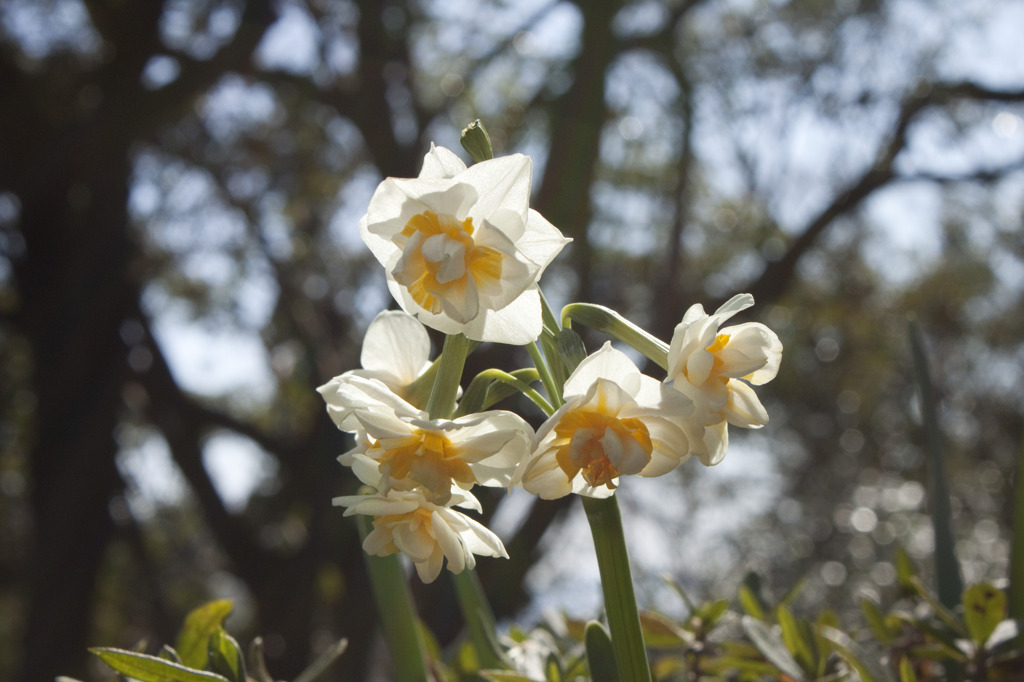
515 343 692 500
317 310 431 407
319 374 532 504
351 309 432 396
665 293 783 466
334 487 507 583
360 144 570 344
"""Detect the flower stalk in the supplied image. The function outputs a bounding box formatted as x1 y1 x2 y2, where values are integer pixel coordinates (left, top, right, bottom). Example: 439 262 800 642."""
451 569 505 670
582 495 652 682
426 332 473 420
356 514 431 682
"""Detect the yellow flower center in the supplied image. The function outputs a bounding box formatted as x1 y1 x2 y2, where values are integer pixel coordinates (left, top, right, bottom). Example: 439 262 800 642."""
373 428 475 496
554 409 653 490
395 210 504 315
706 332 731 379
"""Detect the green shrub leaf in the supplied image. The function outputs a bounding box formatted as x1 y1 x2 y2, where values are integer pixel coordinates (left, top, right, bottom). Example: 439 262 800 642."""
90 648 229 682
963 582 1007 647
819 626 895 682
208 630 245 682
584 620 620 682
741 616 805 681
175 600 234 670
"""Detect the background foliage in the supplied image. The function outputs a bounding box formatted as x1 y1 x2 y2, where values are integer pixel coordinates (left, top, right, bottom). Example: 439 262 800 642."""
1 0 1023 680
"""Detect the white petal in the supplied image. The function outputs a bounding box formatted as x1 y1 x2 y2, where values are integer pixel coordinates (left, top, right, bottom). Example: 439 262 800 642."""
699 421 729 466
449 487 483 513
573 479 618 499
643 417 690 469
318 374 423 432
722 380 769 428
360 310 432 386
462 286 544 344
712 293 755 320
517 209 571 268
414 552 444 583
448 512 508 559
432 513 467 573
419 144 467 180
354 409 416 441
516 444 574 500
564 343 641 399
342 452 385 488
461 154 532 235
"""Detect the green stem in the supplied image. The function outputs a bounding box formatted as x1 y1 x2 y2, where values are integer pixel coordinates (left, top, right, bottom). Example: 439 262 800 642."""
451 570 504 670
476 368 555 415
357 516 431 682
562 303 670 370
426 333 472 420
527 341 564 410
581 495 652 682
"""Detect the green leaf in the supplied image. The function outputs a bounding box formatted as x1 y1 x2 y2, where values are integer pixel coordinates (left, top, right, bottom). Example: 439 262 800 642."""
694 599 730 631
175 600 234 670
90 648 230 682
479 672 537 682
1009 432 1024 629
819 625 895 682
895 544 919 590
963 582 1007 647
544 652 561 682
741 616 805 681
293 638 349 682
899 656 918 682
584 620 620 682
246 638 274 682
208 630 245 682
555 328 587 374
737 574 768 621
661 576 697 617
908 575 968 637
860 597 898 645
638 611 692 649
908 319 963 609
777 605 817 674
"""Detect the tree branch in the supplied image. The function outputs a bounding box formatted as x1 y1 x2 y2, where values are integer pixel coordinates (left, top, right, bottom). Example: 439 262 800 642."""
745 80 1024 306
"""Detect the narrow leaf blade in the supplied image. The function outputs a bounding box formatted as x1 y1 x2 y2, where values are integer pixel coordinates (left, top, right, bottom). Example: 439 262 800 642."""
90 648 230 682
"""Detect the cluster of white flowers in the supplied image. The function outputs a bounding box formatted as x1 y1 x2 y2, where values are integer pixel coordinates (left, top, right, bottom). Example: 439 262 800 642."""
319 144 783 582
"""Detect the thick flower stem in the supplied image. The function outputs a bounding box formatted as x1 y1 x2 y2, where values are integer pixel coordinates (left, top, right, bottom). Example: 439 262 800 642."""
581 495 652 682
426 332 473 420
356 515 431 682
426 334 503 668
451 569 504 670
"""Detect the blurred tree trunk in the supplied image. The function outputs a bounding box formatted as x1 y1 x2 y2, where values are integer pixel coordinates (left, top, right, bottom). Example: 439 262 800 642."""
4 66 136 682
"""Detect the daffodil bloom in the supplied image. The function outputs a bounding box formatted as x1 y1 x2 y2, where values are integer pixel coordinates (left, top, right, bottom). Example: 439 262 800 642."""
360 144 569 344
317 310 432 426
320 374 532 504
515 343 692 499
334 487 507 583
665 293 783 466
348 310 432 397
